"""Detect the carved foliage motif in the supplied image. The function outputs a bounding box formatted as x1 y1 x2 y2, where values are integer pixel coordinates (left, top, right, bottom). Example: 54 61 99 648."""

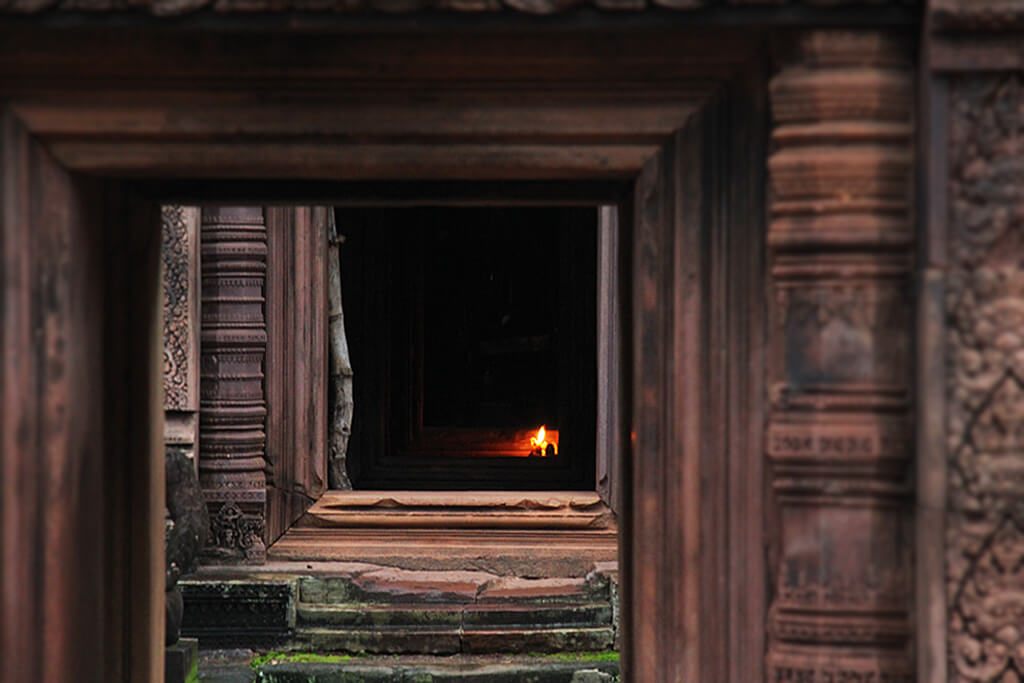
766 31 913 681
162 205 196 411
948 75 1024 682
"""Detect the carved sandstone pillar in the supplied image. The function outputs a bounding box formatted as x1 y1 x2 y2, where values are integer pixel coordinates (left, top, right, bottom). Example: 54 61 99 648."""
199 207 268 564
765 32 914 681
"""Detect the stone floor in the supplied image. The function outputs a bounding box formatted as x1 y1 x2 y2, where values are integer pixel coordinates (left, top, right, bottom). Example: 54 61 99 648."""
197 650 619 682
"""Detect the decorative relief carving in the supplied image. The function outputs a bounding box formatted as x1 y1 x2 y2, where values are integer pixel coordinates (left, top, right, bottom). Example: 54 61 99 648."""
775 505 910 611
776 279 909 390
162 205 198 412
947 75 1024 682
766 31 913 680
209 503 265 561
199 206 268 565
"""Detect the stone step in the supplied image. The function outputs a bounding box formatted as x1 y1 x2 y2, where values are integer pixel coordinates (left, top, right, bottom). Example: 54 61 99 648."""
256 662 618 683
295 626 615 655
297 627 463 655
462 627 614 654
463 603 612 629
298 572 609 606
250 655 619 683
183 561 620 654
297 604 462 629
296 603 611 630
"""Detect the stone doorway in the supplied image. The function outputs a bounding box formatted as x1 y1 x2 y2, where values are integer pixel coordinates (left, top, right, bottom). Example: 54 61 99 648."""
1 23 777 681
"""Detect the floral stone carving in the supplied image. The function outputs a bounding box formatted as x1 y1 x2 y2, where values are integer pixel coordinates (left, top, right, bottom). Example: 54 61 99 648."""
947 75 1024 681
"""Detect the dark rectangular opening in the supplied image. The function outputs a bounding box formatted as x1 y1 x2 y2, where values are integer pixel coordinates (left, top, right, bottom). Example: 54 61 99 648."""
338 205 599 490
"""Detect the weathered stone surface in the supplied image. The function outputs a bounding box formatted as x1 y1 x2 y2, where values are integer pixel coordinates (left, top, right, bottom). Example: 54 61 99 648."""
477 577 590 603
462 604 610 629
166 587 184 649
167 449 209 590
570 671 614 683
166 448 209 645
301 569 493 605
180 580 294 648
461 627 614 654
197 648 257 683
298 627 463 654
297 604 462 629
164 637 198 683
352 568 491 604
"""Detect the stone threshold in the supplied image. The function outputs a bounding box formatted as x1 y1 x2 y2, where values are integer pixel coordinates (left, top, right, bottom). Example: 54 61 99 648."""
300 491 615 530
268 528 617 577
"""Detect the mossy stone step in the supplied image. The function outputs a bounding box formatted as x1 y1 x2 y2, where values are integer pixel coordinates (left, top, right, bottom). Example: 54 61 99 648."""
297 573 610 607
294 626 615 655
296 602 611 630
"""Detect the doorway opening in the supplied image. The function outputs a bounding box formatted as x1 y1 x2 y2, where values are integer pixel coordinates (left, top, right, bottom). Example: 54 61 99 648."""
338 205 599 491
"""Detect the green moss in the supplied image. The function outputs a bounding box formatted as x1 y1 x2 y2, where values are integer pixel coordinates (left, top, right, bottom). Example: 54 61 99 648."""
250 651 354 668
526 651 619 662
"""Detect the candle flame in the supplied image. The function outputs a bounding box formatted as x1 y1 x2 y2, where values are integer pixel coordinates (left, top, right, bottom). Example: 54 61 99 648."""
529 425 557 456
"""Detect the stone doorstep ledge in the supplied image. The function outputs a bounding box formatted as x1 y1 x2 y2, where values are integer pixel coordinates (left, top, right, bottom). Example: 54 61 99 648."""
301 491 615 530
267 528 618 576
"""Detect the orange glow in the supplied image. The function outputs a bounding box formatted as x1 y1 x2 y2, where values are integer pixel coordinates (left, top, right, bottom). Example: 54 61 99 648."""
529 425 558 456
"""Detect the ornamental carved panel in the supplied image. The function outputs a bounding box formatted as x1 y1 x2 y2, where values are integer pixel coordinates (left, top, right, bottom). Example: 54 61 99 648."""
947 74 1024 682
162 205 199 413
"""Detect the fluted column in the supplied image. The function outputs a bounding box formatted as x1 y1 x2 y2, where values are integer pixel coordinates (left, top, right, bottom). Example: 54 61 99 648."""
765 32 914 681
199 206 268 564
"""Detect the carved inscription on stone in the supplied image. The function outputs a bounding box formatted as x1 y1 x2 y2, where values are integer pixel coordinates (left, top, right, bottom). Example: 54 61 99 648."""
768 417 907 463
767 647 913 683
947 75 1024 681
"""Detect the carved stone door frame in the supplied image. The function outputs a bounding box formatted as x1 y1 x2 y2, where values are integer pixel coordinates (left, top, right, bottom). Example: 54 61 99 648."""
3 23 776 681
